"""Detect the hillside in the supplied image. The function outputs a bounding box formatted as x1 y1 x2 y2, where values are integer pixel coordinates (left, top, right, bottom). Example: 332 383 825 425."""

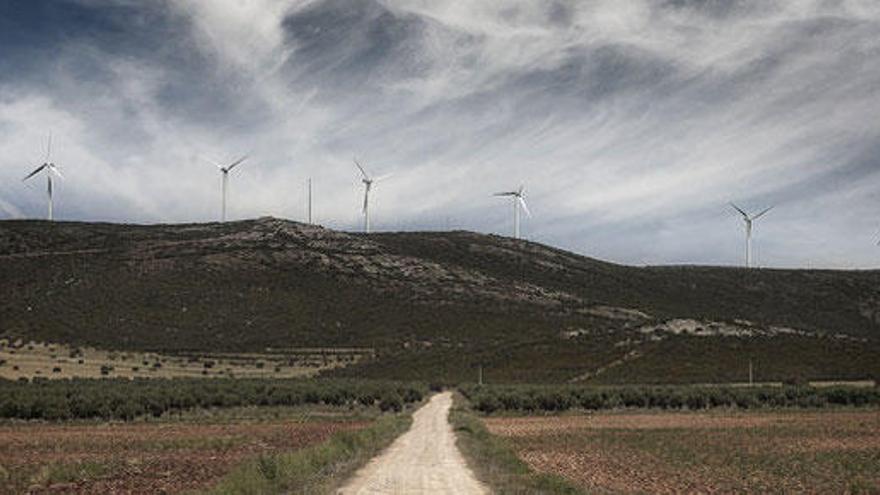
1 217 878 384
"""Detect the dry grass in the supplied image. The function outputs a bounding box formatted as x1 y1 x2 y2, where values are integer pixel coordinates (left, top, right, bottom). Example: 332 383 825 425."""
0 339 371 380
485 409 880 494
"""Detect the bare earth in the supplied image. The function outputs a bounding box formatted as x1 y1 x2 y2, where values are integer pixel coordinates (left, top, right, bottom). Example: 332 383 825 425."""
339 392 488 495
485 410 880 494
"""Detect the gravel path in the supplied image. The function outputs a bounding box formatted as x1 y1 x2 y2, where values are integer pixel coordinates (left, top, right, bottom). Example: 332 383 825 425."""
338 391 489 494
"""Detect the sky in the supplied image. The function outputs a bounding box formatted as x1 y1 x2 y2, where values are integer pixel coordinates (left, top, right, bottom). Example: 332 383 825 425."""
1 0 879 269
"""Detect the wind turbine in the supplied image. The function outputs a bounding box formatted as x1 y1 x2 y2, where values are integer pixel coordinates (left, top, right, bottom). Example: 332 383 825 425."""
494 185 530 239
730 202 773 268
353 158 391 233
204 155 248 222
23 134 63 221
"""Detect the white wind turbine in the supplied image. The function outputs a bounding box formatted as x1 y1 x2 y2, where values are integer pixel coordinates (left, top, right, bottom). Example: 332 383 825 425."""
494 185 530 239
23 134 63 221
203 155 248 222
730 202 773 268
354 158 391 233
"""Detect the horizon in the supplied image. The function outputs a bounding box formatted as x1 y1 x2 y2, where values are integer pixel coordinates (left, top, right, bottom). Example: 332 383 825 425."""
4 214 880 272
1 1 880 269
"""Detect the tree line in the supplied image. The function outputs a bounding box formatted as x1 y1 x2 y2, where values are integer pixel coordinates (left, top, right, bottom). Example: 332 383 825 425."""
0 377 427 420
460 383 880 413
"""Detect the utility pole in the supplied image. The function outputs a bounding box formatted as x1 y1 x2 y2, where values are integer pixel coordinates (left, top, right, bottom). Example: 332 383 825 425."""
307 177 312 224
749 359 754 386
478 364 483 385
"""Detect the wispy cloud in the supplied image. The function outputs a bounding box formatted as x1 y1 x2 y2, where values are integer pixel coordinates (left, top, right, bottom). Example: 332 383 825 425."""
0 0 878 268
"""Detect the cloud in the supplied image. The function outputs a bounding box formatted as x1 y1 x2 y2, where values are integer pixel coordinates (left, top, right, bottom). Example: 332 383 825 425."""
0 0 879 268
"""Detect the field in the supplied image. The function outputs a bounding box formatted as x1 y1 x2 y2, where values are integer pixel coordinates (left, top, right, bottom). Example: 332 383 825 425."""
485 410 880 494
0 378 427 493
0 339 372 380
0 406 370 494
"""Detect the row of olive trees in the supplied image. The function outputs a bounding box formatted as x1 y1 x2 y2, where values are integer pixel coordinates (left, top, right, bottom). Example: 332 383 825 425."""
460 383 880 414
0 377 426 420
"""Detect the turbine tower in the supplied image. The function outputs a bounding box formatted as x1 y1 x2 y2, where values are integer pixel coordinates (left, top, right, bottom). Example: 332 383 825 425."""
494 185 530 239
730 202 773 268
23 134 63 221
353 158 391 233
204 155 248 222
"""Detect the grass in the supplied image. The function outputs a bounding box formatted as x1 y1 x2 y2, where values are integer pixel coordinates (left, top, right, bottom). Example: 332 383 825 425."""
0 459 118 494
450 393 584 495
35 459 115 485
206 412 413 494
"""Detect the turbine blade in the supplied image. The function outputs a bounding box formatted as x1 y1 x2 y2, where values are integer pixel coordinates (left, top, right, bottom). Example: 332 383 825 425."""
353 158 369 180
729 202 748 218
374 172 393 183
226 155 248 172
518 196 531 217
362 188 369 213
48 164 64 179
200 156 224 170
517 184 524 195
493 192 516 196
23 164 47 181
753 205 774 220
45 133 52 162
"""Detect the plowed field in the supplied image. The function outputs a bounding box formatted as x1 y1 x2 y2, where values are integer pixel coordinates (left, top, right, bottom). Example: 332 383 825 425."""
485 410 880 493
0 414 369 494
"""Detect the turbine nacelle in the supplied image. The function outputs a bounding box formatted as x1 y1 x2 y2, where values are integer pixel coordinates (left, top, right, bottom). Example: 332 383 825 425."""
729 202 774 268
494 184 531 238
22 134 62 221
353 158 391 233
203 154 250 222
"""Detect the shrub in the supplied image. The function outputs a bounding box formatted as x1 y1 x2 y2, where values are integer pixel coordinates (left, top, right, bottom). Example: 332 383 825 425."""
256 454 278 481
379 394 403 412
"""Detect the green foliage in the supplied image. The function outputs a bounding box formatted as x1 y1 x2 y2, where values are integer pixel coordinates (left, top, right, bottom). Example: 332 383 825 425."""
450 398 584 494
0 378 426 421
209 413 412 494
459 383 880 414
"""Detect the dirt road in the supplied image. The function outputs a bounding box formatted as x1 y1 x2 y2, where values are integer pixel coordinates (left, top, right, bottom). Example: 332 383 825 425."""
338 391 488 494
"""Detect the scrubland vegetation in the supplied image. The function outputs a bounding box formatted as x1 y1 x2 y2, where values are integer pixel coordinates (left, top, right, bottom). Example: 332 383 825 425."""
0 340 371 381
4 219 880 384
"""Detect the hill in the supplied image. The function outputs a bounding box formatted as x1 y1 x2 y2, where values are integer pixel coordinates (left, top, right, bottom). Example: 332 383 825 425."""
1 217 878 384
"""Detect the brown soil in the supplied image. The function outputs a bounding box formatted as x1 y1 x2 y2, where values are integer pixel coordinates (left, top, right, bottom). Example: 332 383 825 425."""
485 410 880 494
0 418 369 494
